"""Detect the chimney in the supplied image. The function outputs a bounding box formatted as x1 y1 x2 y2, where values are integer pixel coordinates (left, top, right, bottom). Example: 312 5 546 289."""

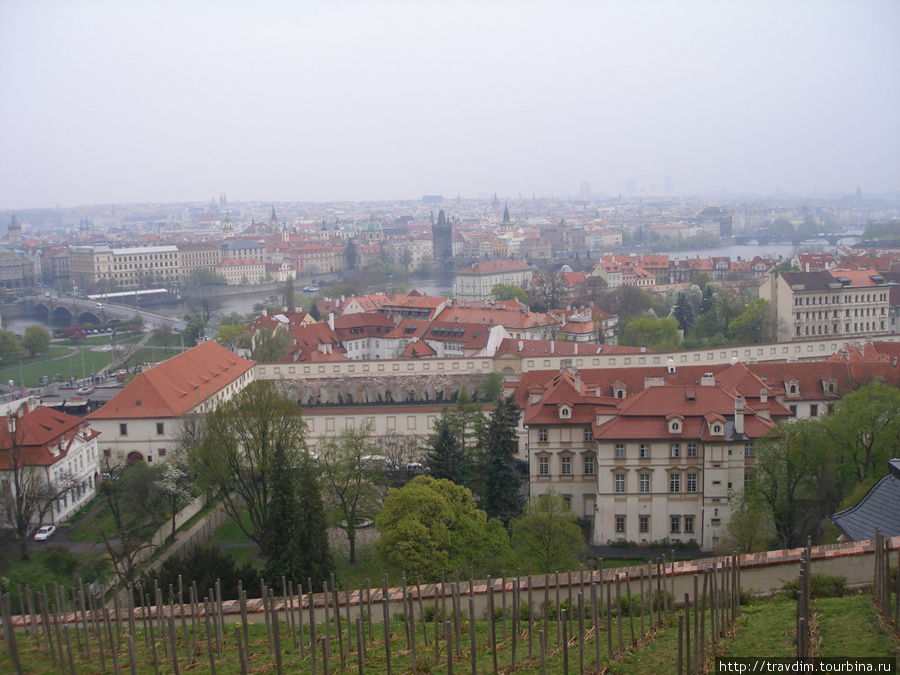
550 340 555 354
327 312 335 331
734 395 745 435
700 373 715 386
574 370 581 390
517 340 523 352
759 387 768 403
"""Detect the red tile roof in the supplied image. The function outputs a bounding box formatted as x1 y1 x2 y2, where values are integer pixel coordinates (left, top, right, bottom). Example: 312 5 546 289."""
87 341 254 420
0 407 99 469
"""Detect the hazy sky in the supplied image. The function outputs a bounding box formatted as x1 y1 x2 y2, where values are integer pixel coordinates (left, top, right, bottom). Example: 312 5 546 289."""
1 1 898 209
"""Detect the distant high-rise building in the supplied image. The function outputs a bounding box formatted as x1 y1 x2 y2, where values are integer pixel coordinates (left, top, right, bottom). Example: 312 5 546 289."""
432 209 453 268
664 175 674 194
625 178 636 194
579 181 591 202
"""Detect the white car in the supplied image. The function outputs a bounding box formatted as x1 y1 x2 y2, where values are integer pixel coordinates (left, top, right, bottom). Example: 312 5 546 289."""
33 525 56 541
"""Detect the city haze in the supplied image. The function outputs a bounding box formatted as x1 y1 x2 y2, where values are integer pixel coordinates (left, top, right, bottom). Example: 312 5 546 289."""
1 0 898 210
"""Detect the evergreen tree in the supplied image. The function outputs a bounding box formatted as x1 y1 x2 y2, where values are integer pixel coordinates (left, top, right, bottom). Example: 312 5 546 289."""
284 276 296 312
673 292 694 332
482 396 523 527
345 240 359 270
309 302 322 322
425 417 469 485
264 446 333 586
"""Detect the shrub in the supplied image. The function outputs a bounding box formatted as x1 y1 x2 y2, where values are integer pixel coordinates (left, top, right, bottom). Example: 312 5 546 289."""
780 574 848 599
136 546 259 603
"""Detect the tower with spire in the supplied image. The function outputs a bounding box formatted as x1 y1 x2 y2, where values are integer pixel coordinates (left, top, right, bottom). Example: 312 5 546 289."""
500 203 514 233
7 215 21 246
432 208 453 268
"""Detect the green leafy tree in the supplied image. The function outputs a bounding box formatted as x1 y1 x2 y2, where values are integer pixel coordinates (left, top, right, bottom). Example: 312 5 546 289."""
620 316 681 351
492 283 528 305
477 372 505 403
822 380 900 492
746 420 830 548
181 313 207 347
400 248 413 270
425 417 469 485
728 298 777 344
215 323 249 352
693 289 745 340
189 269 228 285
317 422 385 564
376 476 510 581
190 381 308 554
482 396 523 527
509 490 586 573
0 330 24 361
21 325 51 357
252 328 292 362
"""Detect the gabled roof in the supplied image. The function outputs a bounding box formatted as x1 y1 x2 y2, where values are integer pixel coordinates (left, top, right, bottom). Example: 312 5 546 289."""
87 341 254 420
829 473 900 541
0 406 98 469
401 339 437 358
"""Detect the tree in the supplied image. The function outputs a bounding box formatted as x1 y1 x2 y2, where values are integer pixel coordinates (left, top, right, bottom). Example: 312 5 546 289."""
157 460 194 543
139 546 259 603
509 490 585 573
153 322 176 354
252 328 292 362
672 292 694 332
715 504 771 555
284 276 296 313
309 303 322 322
97 461 166 587
189 269 228 285
215 323 249 352
620 316 681 351
822 380 900 493
693 289 744 340
482 396 523 527
400 248 413 271
182 313 207 347
492 283 528 305
264 440 332 586
345 240 359 271
530 269 568 310
1 412 76 560
746 420 830 548
728 298 777 344
0 330 24 361
477 372 505 403
317 423 385 564
377 431 422 489
376 476 510 581
21 325 51 357
190 380 308 554
426 417 469 485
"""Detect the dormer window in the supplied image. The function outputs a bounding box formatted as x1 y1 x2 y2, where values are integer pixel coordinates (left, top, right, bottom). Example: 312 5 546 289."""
559 404 571 420
667 414 684 435
712 423 722 435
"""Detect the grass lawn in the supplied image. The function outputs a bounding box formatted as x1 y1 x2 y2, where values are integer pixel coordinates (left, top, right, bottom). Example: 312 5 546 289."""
718 598 797 661
0 547 109 614
814 594 899 658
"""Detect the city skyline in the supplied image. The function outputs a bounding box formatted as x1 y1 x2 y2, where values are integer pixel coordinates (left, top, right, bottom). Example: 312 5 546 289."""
1 1 898 211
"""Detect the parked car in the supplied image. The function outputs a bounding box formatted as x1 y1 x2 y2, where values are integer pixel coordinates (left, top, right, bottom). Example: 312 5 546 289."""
33 525 56 541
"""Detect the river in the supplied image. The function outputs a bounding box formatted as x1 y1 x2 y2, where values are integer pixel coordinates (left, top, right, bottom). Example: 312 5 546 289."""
3 241 851 334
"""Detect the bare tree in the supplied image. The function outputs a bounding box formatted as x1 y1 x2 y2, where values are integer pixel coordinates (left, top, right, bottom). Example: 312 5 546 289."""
1 412 76 560
96 459 165 587
152 322 176 354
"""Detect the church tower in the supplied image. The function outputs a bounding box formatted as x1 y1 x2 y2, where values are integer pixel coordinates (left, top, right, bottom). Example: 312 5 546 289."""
7 215 21 246
432 209 453 268
222 212 234 239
